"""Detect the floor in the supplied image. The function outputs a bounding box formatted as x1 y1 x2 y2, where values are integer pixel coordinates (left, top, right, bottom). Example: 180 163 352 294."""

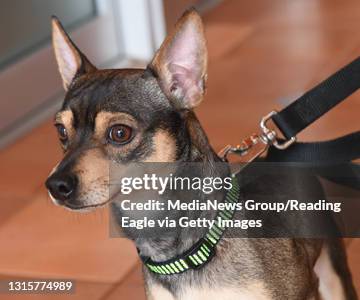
1 0 360 299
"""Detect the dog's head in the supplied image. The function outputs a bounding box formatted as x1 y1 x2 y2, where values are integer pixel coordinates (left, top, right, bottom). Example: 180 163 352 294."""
45 10 208 211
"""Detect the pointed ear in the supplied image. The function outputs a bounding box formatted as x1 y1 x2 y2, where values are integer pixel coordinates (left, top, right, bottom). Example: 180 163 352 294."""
149 9 207 109
51 16 96 90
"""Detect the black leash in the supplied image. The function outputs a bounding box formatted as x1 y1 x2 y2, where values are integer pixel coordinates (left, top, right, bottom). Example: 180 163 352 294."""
267 132 360 163
219 57 360 163
220 56 360 189
272 56 360 140
269 57 360 189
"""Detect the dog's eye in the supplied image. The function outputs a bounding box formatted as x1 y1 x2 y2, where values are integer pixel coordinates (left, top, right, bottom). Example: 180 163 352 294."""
108 124 133 145
55 124 68 142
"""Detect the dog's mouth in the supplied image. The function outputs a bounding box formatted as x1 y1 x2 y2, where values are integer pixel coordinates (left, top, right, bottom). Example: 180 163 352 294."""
49 188 122 212
63 200 111 211
49 185 121 212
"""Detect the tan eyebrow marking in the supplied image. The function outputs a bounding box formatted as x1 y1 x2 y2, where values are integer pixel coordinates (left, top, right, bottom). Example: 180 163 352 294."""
94 111 136 139
55 110 73 125
55 110 74 137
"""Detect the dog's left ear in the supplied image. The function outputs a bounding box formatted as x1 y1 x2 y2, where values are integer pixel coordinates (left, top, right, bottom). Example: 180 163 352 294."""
149 9 207 109
51 16 96 90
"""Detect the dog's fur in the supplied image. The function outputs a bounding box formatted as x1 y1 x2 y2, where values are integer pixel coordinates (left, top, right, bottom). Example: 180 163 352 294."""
46 10 357 299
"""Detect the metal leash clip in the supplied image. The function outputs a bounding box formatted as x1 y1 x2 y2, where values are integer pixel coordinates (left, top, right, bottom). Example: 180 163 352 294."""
218 111 297 165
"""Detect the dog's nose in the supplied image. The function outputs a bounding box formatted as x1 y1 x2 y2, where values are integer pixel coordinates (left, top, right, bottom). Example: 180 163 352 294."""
46 173 77 202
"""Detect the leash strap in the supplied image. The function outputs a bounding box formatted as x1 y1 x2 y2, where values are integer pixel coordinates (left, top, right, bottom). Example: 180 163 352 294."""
272 56 360 140
267 132 360 163
266 133 360 190
268 58 360 191
141 177 240 275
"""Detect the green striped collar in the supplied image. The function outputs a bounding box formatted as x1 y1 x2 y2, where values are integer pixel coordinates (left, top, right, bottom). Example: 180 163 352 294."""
140 176 240 275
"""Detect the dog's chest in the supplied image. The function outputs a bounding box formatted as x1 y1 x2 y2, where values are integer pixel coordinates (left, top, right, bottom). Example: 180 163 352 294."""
147 283 270 300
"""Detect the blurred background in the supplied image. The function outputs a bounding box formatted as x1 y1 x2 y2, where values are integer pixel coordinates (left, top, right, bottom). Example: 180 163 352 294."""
0 0 359 299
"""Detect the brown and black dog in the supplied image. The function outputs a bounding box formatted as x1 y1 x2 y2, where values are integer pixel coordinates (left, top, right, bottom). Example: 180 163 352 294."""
46 10 357 300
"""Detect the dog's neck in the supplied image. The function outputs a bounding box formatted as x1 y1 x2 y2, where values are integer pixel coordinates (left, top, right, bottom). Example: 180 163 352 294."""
130 111 229 262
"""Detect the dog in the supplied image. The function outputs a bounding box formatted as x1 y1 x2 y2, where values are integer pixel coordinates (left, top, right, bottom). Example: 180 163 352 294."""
46 9 357 299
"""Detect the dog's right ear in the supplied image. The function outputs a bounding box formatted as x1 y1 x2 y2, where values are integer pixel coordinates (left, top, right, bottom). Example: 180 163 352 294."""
149 9 207 110
51 16 96 90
